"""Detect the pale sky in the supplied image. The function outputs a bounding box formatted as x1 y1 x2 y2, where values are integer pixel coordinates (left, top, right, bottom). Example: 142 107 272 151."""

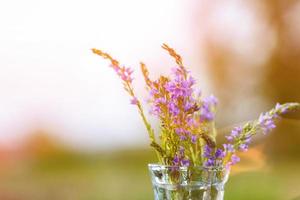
0 0 280 151
0 0 205 150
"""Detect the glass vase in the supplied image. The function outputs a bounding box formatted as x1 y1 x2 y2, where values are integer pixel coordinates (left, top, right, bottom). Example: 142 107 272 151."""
148 164 230 200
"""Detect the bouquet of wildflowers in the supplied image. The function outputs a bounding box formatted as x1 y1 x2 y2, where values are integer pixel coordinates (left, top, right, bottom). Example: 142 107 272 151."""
91 44 299 169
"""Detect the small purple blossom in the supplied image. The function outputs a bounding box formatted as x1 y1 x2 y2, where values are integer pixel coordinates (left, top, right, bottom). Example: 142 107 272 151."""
215 148 226 158
173 155 180 165
225 154 240 169
225 126 243 142
118 67 134 83
259 113 276 134
149 88 158 97
230 154 240 165
225 135 233 142
203 146 225 167
199 95 218 121
175 128 184 135
244 136 252 144
275 103 288 114
175 128 191 141
204 158 215 167
184 101 194 112
231 126 242 138
171 67 183 77
173 146 190 167
180 135 187 141
205 95 218 106
181 159 190 167
191 135 197 144
223 144 235 153
164 72 195 100
168 102 180 116
149 105 161 116
203 145 212 158
200 107 214 121
187 117 195 126
155 97 167 104
239 143 248 152
263 119 276 133
130 97 138 105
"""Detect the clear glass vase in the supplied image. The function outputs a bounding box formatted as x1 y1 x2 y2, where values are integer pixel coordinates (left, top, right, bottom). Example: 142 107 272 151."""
148 164 230 200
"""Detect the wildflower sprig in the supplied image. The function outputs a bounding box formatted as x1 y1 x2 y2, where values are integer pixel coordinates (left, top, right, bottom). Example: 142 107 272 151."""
92 45 300 168
220 102 300 168
91 48 165 162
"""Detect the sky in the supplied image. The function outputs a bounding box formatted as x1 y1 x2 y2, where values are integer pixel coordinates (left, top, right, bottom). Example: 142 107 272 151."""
0 0 205 150
0 0 285 151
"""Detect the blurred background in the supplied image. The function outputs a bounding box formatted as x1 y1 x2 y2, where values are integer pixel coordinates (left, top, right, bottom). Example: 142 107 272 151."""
0 0 300 199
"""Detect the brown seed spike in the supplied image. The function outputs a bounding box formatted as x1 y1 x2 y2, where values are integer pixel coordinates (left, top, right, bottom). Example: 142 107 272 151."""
201 134 216 148
150 141 166 158
140 62 152 87
161 43 183 66
161 43 188 79
91 48 120 67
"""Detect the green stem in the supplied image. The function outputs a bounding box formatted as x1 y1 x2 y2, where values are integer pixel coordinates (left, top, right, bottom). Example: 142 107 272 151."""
189 146 197 165
126 82 156 142
125 82 165 163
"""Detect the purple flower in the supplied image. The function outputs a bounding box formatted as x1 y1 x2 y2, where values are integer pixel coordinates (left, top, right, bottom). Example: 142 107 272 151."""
116 67 134 83
191 135 197 144
244 136 252 144
175 128 191 141
187 117 195 126
130 97 138 105
180 135 187 141
203 146 226 167
155 97 167 104
184 101 194 112
168 102 180 116
215 148 226 158
264 119 276 131
203 145 212 158
275 103 288 114
181 159 190 167
199 95 218 121
231 126 242 138
200 107 214 121
149 105 161 116
171 67 183 77
225 135 234 142
205 95 218 106
175 128 183 135
225 154 240 169
223 144 235 153
239 143 248 152
230 154 240 165
204 158 215 167
164 72 195 100
225 126 243 142
149 88 158 97
259 113 276 134
172 145 190 167
164 81 174 92
173 155 180 165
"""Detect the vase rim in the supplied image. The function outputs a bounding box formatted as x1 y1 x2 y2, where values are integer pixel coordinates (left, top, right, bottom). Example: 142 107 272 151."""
148 163 229 172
